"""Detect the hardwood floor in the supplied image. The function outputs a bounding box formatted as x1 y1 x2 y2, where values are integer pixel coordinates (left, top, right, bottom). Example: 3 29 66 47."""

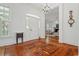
0 37 78 56
0 47 5 56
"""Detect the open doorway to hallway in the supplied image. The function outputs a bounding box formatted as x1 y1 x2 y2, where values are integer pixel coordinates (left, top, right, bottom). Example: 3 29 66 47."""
45 6 59 43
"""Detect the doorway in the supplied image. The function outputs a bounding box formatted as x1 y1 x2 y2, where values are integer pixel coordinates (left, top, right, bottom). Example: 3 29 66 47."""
45 6 59 43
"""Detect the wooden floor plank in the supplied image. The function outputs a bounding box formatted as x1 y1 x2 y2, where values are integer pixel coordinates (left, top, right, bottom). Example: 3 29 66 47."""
0 47 5 56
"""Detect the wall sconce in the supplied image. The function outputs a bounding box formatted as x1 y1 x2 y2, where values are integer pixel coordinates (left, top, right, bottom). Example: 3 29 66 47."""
68 10 75 27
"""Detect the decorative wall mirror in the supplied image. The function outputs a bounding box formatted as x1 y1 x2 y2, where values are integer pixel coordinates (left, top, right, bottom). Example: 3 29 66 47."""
68 10 75 27
0 5 10 37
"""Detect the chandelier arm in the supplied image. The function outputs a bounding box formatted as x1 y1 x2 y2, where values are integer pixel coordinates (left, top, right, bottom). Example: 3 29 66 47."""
42 3 51 14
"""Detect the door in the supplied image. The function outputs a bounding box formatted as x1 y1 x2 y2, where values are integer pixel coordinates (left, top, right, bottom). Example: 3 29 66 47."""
26 16 39 40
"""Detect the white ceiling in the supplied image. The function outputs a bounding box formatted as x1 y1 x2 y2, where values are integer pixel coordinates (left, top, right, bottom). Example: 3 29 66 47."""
24 3 60 10
1 3 60 10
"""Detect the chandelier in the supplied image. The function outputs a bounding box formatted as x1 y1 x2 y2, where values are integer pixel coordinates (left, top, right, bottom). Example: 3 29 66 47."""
42 3 51 14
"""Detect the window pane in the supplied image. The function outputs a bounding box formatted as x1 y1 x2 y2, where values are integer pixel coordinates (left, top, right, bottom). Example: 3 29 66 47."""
0 5 9 36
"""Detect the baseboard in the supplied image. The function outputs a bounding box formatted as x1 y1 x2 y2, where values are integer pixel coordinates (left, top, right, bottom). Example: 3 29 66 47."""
0 37 45 47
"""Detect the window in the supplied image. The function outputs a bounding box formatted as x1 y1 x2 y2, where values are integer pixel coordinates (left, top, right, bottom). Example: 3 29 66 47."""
0 5 10 37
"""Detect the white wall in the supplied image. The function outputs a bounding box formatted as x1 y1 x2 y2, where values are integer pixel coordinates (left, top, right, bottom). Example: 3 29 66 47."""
59 3 79 46
0 3 45 46
0 3 79 46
